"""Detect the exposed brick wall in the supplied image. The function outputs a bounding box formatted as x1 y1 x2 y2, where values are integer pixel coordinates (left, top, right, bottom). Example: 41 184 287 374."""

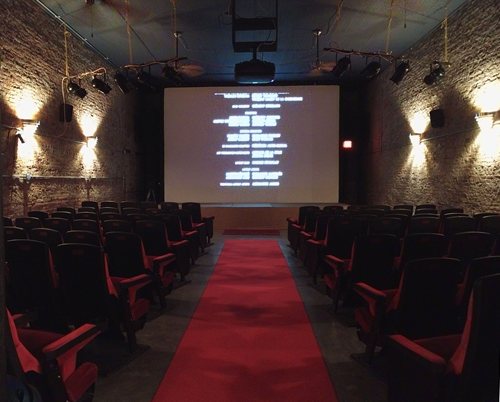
1 0 143 217
365 0 500 213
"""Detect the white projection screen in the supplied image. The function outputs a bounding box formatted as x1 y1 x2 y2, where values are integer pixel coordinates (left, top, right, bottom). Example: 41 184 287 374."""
164 85 339 204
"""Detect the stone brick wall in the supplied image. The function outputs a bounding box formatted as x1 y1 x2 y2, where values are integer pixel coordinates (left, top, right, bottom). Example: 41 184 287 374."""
0 0 143 217
365 0 500 213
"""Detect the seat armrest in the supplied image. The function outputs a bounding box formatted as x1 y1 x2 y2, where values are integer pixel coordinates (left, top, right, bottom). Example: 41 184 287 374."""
114 274 152 289
323 254 345 271
354 282 389 302
388 334 448 368
42 324 101 360
152 253 176 276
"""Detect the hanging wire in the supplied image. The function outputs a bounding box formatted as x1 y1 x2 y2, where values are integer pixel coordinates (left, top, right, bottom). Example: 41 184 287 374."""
385 0 395 54
442 2 449 63
125 0 133 64
325 0 344 37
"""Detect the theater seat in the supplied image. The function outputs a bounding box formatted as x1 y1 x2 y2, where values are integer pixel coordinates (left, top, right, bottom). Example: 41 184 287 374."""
386 273 500 402
6 309 100 402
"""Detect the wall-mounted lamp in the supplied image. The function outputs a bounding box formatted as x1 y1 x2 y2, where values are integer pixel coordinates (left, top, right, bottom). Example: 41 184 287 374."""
17 119 40 143
475 111 496 131
86 136 98 149
409 133 422 146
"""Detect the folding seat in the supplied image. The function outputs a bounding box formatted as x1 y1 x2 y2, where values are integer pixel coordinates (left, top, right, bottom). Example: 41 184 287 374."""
366 204 391 211
72 218 100 234
369 216 405 238
100 212 122 222
64 230 102 248
448 231 495 267
386 273 500 402
160 201 180 212
81 200 99 211
56 206 76 216
5 239 61 330
121 207 141 216
322 205 344 214
135 219 191 281
303 211 334 282
54 243 151 351
5 309 100 402
51 210 74 222
30 228 63 257
442 216 476 237
297 209 321 262
126 213 150 223
407 215 440 234
323 233 400 312
397 233 448 272
415 203 437 211
287 205 320 254
393 204 413 213
353 257 462 362
14 217 42 233
74 211 98 222
178 208 207 252
162 212 200 264
478 214 500 235
105 231 177 308
4 226 28 241
140 201 158 211
78 207 98 214
99 206 120 214
120 201 140 211
102 219 133 235
4 216 13 226
182 202 215 244
440 207 464 217
101 201 119 209
28 210 49 220
414 208 438 215
43 217 71 235
360 208 386 217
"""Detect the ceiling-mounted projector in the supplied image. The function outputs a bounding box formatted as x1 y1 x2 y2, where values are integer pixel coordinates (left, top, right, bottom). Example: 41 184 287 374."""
234 59 275 84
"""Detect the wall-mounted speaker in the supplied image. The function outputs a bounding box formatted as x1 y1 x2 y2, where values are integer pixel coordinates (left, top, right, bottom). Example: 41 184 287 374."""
59 103 73 122
430 108 444 128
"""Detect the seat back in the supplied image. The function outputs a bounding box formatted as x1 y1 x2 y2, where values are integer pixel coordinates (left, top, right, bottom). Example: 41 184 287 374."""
478 215 500 235
162 213 184 241
4 216 13 226
28 210 49 220
448 231 494 263
399 233 448 270
396 257 461 338
297 205 320 226
4 226 27 241
460 256 500 309
160 201 180 212
71 219 100 234
29 228 63 256
135 219 170 256
101 201 119 209
56 206 76 216
64 230 101 247
324 215 363 259
181 202 203 223
407 216 440 234
43 217 71 234
55 243 110 325
369 217 405 237
105 231 147 277
51 211 73 222
81 200 99 211
74 212 98 222
350 234 400 289
102 219 133 234
312 211 333 241
5 239 55 315
456 274 500 402
100 212 122 222
14 217 42 232
442 216 476 237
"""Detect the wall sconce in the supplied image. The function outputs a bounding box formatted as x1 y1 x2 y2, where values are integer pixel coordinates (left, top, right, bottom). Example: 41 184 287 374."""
86 136 98 149
475 111 496 131
17 119 40 142
409 133 421 146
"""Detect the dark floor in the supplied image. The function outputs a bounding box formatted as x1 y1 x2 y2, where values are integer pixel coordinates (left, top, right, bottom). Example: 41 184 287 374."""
93 232 387 402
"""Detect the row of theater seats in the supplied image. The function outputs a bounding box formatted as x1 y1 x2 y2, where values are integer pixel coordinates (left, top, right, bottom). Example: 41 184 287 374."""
4 201 215 402
287 205 500 402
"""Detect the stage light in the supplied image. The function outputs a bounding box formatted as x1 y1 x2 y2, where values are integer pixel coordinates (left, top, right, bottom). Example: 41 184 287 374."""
67 81 87 99
114 72 130 94
331 56 351 78
390 61 410 85
361 61 381 79
136 70 158 91
424 61 446 85
91 75 112 94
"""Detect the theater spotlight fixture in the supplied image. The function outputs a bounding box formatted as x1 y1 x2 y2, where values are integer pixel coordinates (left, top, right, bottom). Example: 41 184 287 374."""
361 60 382 79
67 80 87 99
424 61 446 85
16 133 25 143
390 60 410 84
331 56 351 78
114 71 130 94
91 75 112 94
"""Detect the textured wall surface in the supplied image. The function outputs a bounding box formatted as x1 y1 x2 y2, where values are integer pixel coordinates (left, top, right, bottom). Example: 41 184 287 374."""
0 0 143 217
365 0 500 213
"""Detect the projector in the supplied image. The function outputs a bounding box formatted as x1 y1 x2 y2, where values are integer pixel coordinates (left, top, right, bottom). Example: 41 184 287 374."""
234 59 275 84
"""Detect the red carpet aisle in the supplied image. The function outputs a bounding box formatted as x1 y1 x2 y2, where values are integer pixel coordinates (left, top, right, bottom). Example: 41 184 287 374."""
152 239 338 402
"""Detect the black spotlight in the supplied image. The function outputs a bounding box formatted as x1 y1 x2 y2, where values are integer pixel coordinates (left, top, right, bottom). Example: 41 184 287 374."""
390 60 410 85
114 72 130 94
423 61 446 85
332 56 351 78
67 81 87 99
361 61 381 79
91 76 112 94
136 70 158 91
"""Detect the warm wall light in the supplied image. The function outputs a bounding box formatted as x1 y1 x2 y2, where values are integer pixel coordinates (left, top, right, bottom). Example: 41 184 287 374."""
409 133 421 146
86 136 98 149
409 111 429 134
342 140 353 149
18 119 40 139
475 112 495 131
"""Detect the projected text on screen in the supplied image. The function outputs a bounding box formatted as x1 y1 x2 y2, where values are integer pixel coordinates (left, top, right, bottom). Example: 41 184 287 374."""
213 92 303 188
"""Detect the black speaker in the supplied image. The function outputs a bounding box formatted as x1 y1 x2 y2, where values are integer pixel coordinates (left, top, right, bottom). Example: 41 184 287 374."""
59 103 73 122
430 108 444 128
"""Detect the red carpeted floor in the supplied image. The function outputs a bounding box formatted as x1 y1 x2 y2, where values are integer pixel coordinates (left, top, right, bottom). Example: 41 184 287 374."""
152 239 338 402
222 228 281 236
